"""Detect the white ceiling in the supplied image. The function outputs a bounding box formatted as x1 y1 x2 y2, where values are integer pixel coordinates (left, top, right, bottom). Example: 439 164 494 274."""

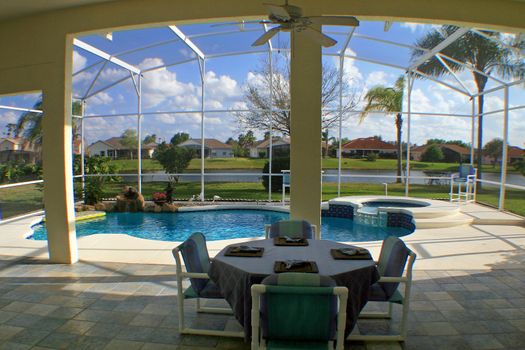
0 0 114 22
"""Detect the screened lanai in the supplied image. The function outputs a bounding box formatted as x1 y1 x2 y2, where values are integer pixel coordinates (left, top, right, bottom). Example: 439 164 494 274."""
1 19 525 230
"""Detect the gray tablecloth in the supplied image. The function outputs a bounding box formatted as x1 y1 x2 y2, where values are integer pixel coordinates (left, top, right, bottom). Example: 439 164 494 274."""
208 239 380 340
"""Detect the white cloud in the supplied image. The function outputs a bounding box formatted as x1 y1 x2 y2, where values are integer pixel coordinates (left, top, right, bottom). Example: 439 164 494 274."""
340 48 363 87
139 58 200 109
73 51 87 73
400 22 438 33
365 71 388 88
0 111 18 124
87 91 113 106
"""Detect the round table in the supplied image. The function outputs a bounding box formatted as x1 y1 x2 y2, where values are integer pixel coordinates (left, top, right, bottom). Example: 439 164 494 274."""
208 239 380 340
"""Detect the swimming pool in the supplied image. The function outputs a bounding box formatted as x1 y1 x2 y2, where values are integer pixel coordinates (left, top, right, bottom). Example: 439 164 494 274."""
29 209 412 242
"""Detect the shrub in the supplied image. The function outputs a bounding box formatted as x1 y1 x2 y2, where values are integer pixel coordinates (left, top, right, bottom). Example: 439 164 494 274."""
366 153 378 162
84 178 104 205
262 157 290 192
421 145 444 163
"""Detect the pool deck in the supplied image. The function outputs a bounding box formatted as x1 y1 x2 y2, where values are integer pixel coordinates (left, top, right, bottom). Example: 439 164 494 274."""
0 201 523 270
0 202 524 349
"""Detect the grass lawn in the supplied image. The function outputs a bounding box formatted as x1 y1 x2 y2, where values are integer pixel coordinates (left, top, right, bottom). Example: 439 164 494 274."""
0 184 43 219
109 157 518 174
100 181 524 217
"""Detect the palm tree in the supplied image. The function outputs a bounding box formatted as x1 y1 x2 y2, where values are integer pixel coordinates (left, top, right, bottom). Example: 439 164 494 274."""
359 76 405 183
16 99 83 145
412 26 525 186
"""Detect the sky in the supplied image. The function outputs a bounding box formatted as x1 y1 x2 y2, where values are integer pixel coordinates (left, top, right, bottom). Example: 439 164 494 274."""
0 20 524 149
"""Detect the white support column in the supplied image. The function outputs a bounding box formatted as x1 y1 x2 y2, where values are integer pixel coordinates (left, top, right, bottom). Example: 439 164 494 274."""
337 55 344 197
289 26 322 231
498 85 510 211
137 75 142 193
43 41 78 263
405 72 413 197
81 100 86 198
268 49 273 203
200 59 206 201
470 98 475 165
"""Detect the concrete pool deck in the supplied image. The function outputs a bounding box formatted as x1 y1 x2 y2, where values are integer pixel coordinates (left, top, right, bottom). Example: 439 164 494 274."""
0 202 523 270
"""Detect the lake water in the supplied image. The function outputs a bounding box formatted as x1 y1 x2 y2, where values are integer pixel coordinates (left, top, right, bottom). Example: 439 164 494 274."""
136 169 525 187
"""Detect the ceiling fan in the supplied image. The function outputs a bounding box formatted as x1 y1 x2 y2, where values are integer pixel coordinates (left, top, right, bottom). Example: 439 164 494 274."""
251 1 360 47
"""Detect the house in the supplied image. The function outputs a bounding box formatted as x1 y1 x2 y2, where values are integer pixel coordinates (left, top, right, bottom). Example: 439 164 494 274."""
342 137 397 157
411 143 471 163
178 138 233 158
508 146 524 164
249 137 291 158
88 137 157 159
0 137 40 163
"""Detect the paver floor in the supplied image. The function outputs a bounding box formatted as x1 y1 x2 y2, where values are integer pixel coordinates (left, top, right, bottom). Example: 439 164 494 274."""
0 255 524 350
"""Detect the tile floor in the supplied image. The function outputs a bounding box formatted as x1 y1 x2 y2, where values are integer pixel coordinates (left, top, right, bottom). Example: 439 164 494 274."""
0 255 524 350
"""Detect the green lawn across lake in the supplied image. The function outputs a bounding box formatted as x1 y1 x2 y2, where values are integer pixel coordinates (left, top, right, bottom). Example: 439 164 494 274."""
110 157 517 174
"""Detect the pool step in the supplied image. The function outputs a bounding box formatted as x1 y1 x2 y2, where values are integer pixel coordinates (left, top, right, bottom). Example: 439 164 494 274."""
410 207 461 219
414 213 474 229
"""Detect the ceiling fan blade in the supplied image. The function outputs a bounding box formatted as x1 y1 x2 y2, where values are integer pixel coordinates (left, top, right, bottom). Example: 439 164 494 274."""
308 16 360 27
252 26 281 46
303 27 337 47
264 3 291 21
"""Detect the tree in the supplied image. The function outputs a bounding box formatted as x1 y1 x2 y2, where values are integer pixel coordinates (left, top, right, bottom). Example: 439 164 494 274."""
421 145 444 162
427 139 468 148
483 138 503 167
412 26 525 186
153 142 194 183
170 132 190 146
16 99 83 145
238 131 256 149
120 129 138 159
359 76 405 183
235 54 359 135
143 134 157 144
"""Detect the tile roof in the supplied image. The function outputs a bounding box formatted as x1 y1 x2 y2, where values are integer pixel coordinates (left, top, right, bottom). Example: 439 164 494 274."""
342 137 396 150
180 138 232 149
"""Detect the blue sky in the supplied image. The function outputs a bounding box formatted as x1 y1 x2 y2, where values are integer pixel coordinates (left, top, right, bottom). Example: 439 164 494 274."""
1 20 524 149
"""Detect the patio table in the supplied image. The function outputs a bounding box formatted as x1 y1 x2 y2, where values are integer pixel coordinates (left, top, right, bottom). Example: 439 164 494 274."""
208 239 380 340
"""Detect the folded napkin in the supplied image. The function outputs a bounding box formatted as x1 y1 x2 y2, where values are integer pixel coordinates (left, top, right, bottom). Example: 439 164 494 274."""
273 236 309 246
330 247 372 260
339 247 369 256
224 245 264 257
237 245 263 252
274 260 318 273
283 236 304 243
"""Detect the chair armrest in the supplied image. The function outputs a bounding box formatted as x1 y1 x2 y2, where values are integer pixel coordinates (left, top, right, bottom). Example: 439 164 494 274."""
181 272 210 279
378 276 408 283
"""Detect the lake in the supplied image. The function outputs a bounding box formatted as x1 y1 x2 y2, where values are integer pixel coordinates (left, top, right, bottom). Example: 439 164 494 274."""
136 169 525 187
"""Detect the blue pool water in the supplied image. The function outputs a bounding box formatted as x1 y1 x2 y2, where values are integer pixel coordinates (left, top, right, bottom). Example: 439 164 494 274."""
29 210 412 242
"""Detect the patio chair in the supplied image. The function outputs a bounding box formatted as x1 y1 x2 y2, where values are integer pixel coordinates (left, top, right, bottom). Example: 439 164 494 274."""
251 273 348 350
347 236 416 342
172 232 243 337
265 219 319 240
449 164 477 203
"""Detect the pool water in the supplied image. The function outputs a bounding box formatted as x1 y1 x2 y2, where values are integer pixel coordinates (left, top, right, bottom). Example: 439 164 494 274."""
29 210 412 242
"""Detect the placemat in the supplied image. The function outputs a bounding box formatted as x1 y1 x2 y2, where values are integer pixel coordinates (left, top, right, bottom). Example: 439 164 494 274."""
330 249 372 260
273 237 309 246
224 246 264 257
274 261 318 273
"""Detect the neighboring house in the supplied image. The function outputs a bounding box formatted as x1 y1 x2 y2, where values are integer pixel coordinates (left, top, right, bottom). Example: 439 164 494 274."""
508 146 524 164
0 137 40 163
411 143 471 163
342 137 396 157
249 137 291 158
481 145 525 165
88 137 157 159
178 138 233 158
